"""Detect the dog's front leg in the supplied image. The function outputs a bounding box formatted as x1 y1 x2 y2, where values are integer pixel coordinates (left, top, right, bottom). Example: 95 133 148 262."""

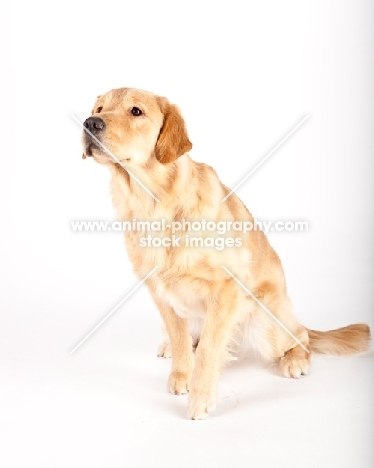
188 279 239 420
150 292 194 395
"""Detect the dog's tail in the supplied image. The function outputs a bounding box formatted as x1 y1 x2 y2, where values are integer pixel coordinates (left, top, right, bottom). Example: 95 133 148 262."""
307 324 371 355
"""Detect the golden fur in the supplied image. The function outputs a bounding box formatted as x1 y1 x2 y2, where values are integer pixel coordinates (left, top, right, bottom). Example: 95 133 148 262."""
82 87 371 419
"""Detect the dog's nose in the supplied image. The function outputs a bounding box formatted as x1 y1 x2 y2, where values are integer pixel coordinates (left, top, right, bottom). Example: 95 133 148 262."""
83 116 106 134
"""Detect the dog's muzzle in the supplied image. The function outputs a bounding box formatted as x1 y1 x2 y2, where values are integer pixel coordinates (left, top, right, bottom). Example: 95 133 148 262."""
82 116 106 157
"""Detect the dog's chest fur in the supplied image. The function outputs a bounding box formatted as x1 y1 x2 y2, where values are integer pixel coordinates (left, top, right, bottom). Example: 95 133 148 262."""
109 156 256 321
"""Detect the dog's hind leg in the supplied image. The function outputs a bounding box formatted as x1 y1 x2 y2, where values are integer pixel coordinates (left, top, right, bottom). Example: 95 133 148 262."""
246 286 311 378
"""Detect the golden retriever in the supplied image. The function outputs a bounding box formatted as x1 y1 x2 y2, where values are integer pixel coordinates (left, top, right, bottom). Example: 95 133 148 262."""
81 87 370 419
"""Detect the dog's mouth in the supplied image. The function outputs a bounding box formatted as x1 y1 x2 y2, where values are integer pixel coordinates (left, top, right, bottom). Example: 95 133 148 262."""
81 136 131 165
81 132 130 164
82 133 103 158
85 142 98 157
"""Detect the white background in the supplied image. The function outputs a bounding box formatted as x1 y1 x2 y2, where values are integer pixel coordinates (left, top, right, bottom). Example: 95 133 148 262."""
1 1 373 467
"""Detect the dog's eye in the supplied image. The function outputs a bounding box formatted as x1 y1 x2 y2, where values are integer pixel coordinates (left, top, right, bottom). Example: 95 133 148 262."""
96 106 103 113
131 107 143 116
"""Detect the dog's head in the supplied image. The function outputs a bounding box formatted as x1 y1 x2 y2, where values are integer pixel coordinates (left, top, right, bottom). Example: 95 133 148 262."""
82 88 192 166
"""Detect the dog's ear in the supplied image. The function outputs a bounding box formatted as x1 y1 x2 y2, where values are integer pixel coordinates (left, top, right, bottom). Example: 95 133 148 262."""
155 99 192 164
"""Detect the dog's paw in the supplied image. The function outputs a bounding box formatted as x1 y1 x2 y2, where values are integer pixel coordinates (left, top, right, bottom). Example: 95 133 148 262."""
157 341 172 358
280 351 309 379
168 371 190 395
187 389 217 420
